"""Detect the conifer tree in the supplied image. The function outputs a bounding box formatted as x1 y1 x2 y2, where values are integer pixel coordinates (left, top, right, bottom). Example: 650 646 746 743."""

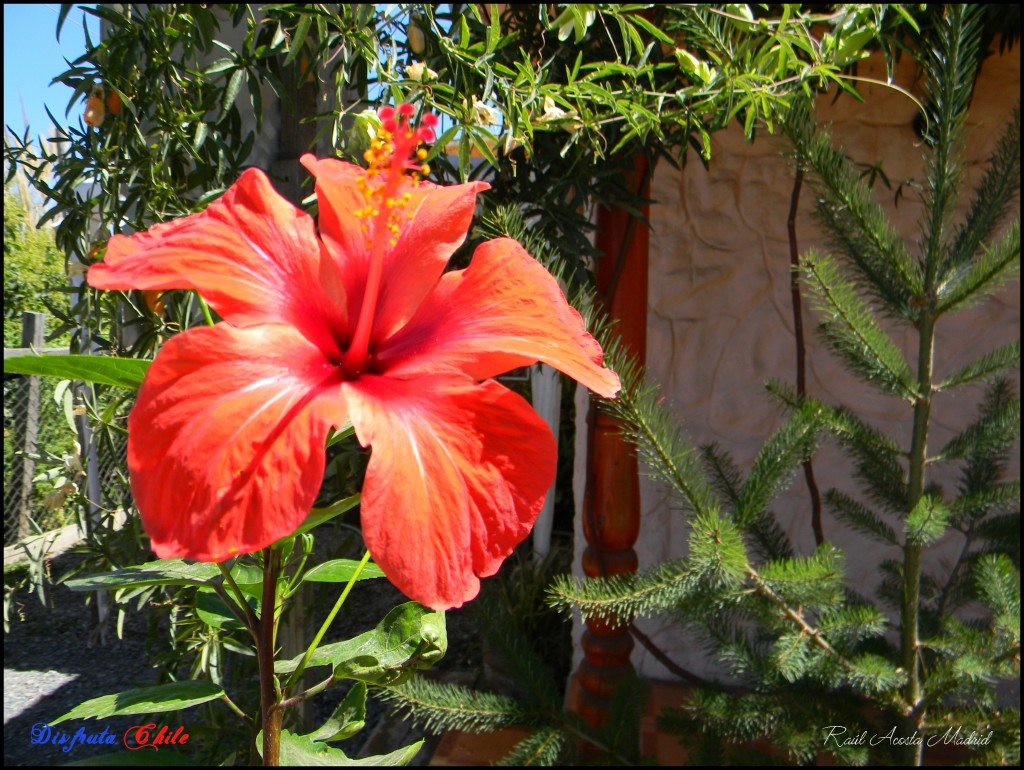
375 7 1018 765
553 5 1020 765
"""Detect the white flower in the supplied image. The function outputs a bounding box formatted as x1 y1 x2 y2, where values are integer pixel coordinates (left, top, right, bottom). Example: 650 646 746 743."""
538 96 581 132
404 61 437 83
471 95 500 126
540 96 567 122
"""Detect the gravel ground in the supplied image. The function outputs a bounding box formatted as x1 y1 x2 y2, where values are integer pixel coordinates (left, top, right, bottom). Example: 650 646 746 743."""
4 548 484 766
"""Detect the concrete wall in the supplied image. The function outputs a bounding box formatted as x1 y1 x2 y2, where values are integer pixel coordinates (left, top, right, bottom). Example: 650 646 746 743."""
574 44 1020 680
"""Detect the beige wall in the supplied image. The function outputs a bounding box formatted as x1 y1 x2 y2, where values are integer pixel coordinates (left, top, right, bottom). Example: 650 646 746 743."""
574 45 1021 680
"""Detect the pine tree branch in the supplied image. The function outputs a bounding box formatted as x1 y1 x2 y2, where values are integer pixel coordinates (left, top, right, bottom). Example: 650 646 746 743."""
802 252 917 401
745 564 912 714
936 219 1020 316
937 338 1020 391
375 675 527 734
786 103 922 319
942 103 1020 280
598 339 718 518
546 558 696 625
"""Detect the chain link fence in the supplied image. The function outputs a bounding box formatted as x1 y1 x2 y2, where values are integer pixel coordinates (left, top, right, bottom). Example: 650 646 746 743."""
4 312 132 548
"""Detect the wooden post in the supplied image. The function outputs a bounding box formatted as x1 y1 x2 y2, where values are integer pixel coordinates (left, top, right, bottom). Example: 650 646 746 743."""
574 155 651 730
16 312 46 541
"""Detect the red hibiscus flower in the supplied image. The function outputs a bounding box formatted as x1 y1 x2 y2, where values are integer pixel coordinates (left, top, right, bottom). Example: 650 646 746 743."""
87 104 619 610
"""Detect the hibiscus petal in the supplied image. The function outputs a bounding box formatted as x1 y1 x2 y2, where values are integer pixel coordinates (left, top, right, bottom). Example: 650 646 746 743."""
343 374 557 610
87 168 348 359
377 237 621 398
129 323 348 561
300 155 487 340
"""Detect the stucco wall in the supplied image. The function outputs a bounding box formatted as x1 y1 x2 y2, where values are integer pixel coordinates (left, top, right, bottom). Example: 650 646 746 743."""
574 44 1020 681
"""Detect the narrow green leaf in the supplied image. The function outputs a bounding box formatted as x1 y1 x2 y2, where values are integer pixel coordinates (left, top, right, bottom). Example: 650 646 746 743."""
193 121 209 151
289 494 360 538
56 4 73 40
66 559 220 592
52 682 224 724
630 13 674 45
4 354 149 389
223 68 245 113
195 588 254 630
302 559 386 584
284 14 313 67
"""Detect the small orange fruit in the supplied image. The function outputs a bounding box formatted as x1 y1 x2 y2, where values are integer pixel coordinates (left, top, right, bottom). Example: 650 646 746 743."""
106 89 122 116
142 290 165 317
84 85 106 127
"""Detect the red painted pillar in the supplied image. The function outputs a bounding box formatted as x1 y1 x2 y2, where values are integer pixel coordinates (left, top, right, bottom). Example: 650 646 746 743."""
575 154 650 729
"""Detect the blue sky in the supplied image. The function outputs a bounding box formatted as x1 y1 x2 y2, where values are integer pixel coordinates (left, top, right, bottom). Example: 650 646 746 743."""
4 4 99 142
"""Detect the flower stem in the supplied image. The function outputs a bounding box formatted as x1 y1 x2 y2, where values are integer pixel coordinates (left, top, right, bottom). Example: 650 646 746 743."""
197 294 215 326
283 549 371 693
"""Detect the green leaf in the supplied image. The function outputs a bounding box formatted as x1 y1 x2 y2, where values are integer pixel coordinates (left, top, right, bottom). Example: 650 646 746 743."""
287 494 360 539
56 4 73 40
630 13 674 45
195 588 254 630
275 602 447 686
193 121 209 151
270 729 422 766
306 682 366 742
65 559 220 592
303 559 386 584
52 681 224 724
223 68 245 113
3 354 149 389
284 13 312 67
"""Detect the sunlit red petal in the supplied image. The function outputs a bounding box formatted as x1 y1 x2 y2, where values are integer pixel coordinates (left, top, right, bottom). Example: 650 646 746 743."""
87 168 348 359
377 237 620 398
300 155 487 340
343 374 557 610
129 323 348 561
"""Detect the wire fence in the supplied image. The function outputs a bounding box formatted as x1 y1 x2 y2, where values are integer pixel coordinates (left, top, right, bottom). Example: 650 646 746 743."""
4 312 131 548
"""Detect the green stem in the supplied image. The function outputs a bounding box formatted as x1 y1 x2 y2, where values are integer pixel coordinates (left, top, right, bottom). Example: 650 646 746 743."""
283 549 371 694
197 294 215 326
902 311 935 765
220 692 255 726
216 561 259 632
257 548 283 766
